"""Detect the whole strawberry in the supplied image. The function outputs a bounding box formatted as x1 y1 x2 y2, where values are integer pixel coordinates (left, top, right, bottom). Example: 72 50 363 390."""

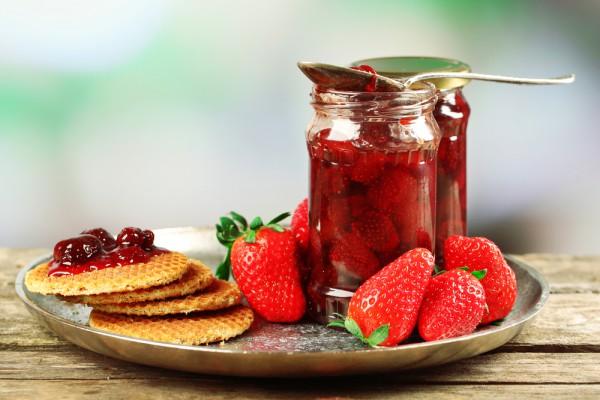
418 268 487 341
329 231 379 280
216 211 306 322
444 235 517 324
330 248 434 347
367 167 417 214
290 198 309 252
351 210 400 253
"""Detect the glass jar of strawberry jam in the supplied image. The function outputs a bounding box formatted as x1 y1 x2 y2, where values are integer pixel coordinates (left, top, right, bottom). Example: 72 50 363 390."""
352 57 471 265
305 83 441 323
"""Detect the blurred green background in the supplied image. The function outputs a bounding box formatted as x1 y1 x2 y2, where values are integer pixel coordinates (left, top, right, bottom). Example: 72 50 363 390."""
0 0 598 253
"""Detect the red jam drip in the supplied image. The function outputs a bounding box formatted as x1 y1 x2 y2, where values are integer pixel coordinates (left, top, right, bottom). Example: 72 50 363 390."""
48 246 168 277
47 227 169 277
350 64 377 92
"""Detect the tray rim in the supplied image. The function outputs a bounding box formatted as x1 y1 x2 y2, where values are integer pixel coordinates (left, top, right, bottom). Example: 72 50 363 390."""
15 251 550 357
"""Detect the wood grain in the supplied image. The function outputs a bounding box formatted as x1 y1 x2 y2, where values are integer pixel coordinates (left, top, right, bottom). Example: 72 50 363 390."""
0 381 599 400
516 254 600 293
1 248 599 399
1 349 599 383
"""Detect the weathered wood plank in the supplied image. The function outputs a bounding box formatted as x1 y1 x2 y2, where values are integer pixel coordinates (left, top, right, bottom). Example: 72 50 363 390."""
517 254 600 293
0 381 599 400
0 350 599 383
509 293 600 348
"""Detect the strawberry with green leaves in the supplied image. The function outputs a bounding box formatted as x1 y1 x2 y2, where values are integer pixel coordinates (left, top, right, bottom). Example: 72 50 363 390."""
329 248 434 347
418 268 487 341
216 211 306 323
444 235 517 324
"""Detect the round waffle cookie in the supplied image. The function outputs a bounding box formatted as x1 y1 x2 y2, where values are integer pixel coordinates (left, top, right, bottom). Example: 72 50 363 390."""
89 305 254 345
25 252 189 296
91 280 242 316
66 260 214 305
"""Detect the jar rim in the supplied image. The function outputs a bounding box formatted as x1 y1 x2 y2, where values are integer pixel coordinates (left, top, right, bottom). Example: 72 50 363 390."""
312 81 437 98
311 82 438 113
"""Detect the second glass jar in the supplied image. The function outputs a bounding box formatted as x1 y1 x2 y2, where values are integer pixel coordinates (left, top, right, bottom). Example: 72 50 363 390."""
305 84 441 323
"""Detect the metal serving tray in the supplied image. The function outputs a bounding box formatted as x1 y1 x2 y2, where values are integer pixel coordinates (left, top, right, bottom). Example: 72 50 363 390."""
15 227 549 377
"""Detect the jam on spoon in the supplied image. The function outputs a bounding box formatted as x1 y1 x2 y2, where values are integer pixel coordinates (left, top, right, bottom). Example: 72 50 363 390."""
48 227 169 277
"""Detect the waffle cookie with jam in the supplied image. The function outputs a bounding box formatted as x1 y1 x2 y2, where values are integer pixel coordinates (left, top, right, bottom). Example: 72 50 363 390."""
25 227 253 345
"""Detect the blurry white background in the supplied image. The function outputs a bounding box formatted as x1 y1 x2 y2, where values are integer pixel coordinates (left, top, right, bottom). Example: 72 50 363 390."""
0 0 598 254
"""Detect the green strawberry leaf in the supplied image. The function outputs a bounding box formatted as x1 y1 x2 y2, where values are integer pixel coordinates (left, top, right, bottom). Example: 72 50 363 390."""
326 320 346 329
249 216 264 230
266 223 284 233
229 211 248 230
472 269 487 280
458 266 470 271
219 216 242 241
366 324 389 347
215 247 231 280
344 317 366 342
245 230 257 243
267 211 291 225
490 318 505 326
220 216 234 231
215 232 230 246
326 315 385 348
433 264 442 274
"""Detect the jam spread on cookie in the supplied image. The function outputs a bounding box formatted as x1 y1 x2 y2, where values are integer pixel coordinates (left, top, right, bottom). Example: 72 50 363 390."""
48 227 169 277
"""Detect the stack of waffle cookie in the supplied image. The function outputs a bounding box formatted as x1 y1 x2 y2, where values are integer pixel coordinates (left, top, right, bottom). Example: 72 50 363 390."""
25 252 253 345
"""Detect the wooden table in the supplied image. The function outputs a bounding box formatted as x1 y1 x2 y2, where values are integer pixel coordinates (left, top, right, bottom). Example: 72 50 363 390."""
1 249 598 399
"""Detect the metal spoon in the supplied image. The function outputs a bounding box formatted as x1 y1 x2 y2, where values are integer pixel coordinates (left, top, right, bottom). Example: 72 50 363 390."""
298 61 575 92
298 61 405 91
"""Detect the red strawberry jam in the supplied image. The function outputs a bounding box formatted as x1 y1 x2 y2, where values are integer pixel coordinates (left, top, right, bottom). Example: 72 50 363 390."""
305 83 440 322
350 64 377 92
434 89 470 265
48 227 168 277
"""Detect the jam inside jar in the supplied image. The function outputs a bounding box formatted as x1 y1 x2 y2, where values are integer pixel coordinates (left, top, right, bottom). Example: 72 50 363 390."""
349 57 472 266
434 88 470 265
305 84 441 323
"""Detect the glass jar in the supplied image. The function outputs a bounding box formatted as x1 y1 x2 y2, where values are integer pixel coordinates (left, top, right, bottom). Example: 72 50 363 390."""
433 87 470 264
305 83 440 323
352 57 471 265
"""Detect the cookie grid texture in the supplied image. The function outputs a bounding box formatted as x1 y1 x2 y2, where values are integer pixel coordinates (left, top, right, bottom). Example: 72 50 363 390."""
66 260 214 305
89 305 254 345
25 252 189 296
92 280 242 316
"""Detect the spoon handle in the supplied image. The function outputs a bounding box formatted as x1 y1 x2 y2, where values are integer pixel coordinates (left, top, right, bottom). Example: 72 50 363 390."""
404 72 576 87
